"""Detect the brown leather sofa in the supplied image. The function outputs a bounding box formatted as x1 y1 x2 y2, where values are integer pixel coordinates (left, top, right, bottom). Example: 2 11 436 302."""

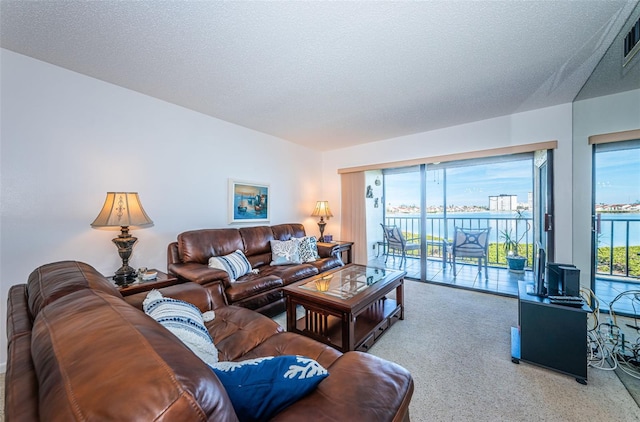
167 223 343 316
5 260 414 421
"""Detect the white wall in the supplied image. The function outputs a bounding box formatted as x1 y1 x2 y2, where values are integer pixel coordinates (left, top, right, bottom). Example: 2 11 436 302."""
3 46 630 372
0 49 321 367
321 104 575 265
572 88 640 288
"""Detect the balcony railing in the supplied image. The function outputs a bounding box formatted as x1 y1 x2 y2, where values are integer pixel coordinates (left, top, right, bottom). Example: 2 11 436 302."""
384 215 533 269
383 214 640 281
595 215 640 279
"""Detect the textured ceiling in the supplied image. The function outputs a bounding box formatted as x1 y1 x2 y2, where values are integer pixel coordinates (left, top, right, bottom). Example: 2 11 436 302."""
1 1 638 151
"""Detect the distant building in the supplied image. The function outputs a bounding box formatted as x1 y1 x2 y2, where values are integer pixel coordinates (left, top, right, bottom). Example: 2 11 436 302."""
489 194 517 211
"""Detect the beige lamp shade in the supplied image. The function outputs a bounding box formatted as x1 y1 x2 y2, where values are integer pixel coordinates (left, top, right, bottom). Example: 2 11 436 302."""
311 201 333 219
91 192 154 228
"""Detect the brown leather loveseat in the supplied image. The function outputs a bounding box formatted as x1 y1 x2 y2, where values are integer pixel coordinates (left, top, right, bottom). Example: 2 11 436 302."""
167 223 343 316
5 260 414 421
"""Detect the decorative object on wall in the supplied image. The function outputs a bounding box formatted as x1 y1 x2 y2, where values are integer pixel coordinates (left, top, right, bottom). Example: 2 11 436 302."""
91 192 154 285
375 177 381 186
229 179 270 223
366 185 374 198
311 201 333 242
374 198 379 208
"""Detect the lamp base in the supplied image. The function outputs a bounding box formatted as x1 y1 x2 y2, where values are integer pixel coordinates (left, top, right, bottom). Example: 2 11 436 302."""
111 227 138 286
113 267 137 286
317 218 327 242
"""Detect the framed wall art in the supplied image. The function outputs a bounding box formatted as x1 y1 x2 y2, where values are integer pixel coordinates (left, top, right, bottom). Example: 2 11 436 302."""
228 179 270 223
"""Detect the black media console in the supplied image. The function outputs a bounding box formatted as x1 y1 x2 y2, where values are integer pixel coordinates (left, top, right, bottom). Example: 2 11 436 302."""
511 280 592 384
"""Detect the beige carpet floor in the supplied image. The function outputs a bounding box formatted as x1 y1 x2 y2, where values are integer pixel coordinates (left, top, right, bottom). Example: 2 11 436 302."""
276 280 640 421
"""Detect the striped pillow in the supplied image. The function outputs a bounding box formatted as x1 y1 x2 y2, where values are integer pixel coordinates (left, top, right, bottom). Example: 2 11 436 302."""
143 290 218 365
208 249 253 282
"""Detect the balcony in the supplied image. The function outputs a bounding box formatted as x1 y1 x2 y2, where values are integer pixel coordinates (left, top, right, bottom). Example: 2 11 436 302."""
371 215 640 316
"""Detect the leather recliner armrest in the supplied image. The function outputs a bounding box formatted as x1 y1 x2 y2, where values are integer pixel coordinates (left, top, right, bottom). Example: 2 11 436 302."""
168 262 231 286
316 243 337 258
167 241 181 267
124 282 217 313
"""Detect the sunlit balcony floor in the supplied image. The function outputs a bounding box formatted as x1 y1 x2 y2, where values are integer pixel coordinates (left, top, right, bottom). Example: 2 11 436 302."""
367 255 640 317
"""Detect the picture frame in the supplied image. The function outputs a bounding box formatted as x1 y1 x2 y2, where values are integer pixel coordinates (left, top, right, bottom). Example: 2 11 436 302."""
228 179 270 223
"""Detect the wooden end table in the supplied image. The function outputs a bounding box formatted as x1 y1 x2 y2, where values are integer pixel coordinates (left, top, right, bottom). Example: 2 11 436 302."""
116 269 179 296
283 264 405 352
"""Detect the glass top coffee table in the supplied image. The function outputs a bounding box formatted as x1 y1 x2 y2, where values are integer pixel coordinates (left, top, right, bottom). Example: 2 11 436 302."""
283 264 405 352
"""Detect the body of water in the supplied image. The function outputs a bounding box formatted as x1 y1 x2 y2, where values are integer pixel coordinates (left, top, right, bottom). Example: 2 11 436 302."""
386 212 640 247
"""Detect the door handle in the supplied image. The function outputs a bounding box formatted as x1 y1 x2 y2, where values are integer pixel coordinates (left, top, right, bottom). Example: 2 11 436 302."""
544 213 553 232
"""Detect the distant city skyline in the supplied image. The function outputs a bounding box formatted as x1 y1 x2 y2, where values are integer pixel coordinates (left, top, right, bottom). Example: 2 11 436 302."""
384 160 532 208
383 151 639 209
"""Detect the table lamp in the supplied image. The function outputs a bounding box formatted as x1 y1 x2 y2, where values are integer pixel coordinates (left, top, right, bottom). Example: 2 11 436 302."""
311 200 333 242
91 192 154 285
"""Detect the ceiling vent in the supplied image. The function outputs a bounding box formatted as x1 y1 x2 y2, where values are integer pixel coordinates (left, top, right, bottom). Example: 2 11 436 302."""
623 15 640 67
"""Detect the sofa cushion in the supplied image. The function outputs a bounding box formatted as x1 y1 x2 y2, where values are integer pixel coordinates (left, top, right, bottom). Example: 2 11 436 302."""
178 228 244 264
209 249 254 282
274 351 414 421
210 355 328 422
143 290 219 365
208 305 284 362
32 289 235 420
271 223 307 240
226 274 283 303
239 331 342 370
270 239 302 265
264 264 319 285
27 260 122 318
239 225 274 257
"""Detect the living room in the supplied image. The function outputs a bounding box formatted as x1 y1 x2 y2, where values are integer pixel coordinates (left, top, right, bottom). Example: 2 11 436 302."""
2 1 640 420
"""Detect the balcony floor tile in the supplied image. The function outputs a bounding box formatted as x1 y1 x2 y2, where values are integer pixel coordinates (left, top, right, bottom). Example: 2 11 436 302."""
367 255 639 317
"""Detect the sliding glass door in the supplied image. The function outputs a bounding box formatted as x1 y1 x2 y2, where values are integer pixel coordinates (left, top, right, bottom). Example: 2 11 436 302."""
380 151 551 290
591 139 640 303
382 166 423 278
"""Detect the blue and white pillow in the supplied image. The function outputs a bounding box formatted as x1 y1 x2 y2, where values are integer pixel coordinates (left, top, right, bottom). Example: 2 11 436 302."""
143 290 218 365
295 236 321 263
210 355 328 421
270 239 302 266
209 249 253 282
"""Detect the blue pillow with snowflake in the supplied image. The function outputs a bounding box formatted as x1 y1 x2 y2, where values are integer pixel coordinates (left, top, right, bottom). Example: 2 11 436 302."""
209 355 329 421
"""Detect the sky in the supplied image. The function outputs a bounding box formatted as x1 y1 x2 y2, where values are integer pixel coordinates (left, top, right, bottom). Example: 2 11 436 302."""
595 148 640 205
384 150 640 209
384 159 533 208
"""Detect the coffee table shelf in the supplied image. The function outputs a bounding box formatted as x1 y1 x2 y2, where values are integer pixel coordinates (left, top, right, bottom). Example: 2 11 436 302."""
284 265 405 352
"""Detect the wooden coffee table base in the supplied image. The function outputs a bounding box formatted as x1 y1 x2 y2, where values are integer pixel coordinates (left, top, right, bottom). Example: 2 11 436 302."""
284 266 404 352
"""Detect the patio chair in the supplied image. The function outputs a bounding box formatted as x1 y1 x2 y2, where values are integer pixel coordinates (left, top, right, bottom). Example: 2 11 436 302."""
381 224 420 269
447 226 491 279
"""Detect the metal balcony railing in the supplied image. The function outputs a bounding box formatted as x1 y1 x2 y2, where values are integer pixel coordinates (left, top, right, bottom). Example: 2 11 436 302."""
383 215 533 269
595 216 640 280
382 214 640 281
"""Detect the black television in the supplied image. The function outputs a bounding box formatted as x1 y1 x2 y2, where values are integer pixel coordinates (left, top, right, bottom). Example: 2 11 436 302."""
529 242 546 297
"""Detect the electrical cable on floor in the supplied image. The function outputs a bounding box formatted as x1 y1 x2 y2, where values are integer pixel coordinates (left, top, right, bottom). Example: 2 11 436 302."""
582 287 640 379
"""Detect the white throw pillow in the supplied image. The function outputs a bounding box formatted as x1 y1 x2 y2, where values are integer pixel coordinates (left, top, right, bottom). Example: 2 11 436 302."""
270 239 302 266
